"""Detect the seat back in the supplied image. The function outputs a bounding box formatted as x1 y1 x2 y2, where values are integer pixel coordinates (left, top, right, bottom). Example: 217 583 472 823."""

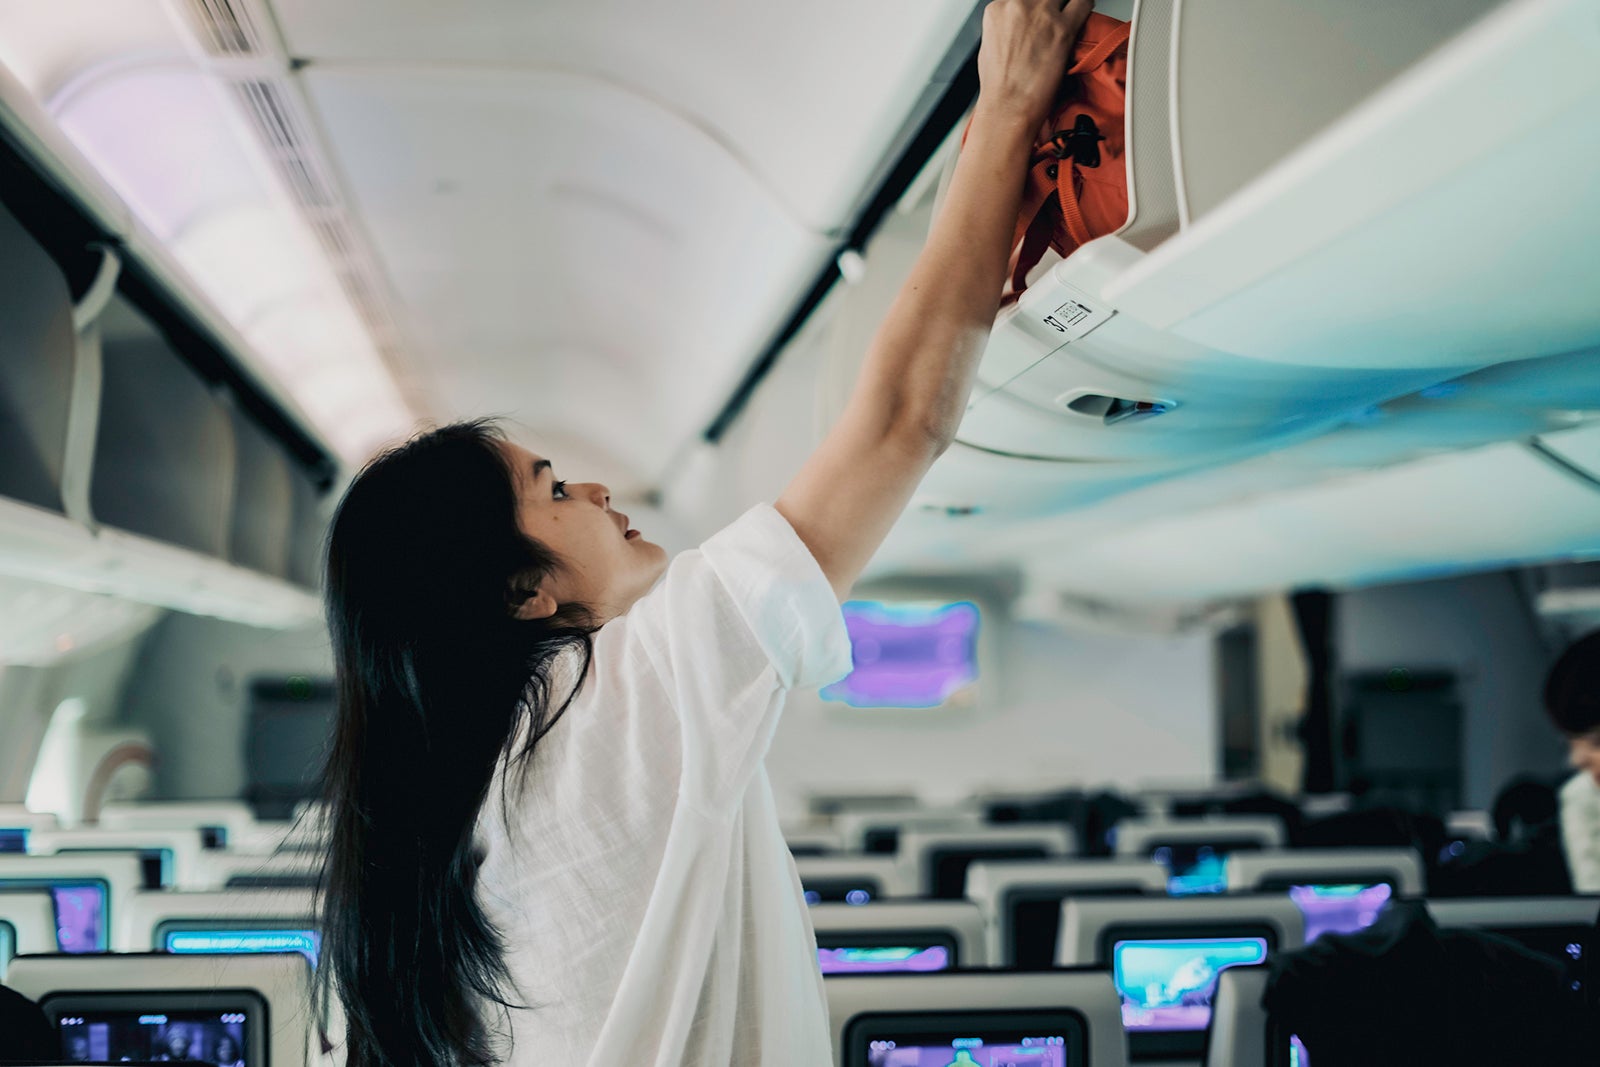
965 859 1167 967
1426 896 1600 967
98 801 261 850
1204 964 1272 1067
0 891 58 976
194 850 323 892
833 806 983 854
1060 894 1304 1060
783 826 844 856
794 855 912 903
1059 894 1306 965
898 825 1077 899
826 969 1127 1067
1225 847 1424 896
121 889 318 955
29 828 208 890
7 951 313 1067
0 853 146 952
810 900 987 972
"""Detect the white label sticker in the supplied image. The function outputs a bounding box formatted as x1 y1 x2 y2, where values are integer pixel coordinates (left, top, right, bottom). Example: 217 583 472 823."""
1019 279 1114 345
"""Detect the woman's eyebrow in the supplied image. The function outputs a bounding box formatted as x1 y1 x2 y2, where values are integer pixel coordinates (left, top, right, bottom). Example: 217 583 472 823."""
532 458 552 481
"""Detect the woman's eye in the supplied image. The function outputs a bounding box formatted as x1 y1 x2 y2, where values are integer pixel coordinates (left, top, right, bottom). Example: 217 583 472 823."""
552 479 569 500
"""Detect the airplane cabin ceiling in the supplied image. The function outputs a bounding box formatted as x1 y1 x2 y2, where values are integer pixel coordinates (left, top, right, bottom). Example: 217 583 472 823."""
269 0 980 491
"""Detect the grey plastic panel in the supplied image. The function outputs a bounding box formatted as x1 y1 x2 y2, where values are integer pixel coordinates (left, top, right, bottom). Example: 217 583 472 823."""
0 200 75 513
1425 896 1600 931
1120 0 1181 251
229 408 295 577
826 969 1128 1067
794 855 915 899
966 859 1169 964
1226 848 1424 896
122 888 317 950
0 853 146 952
1058 894 1305 965
92 297 234 557
1114 816 1286 856
1173 0 1500 223
1205 965 1271 1067
899 824 1077 897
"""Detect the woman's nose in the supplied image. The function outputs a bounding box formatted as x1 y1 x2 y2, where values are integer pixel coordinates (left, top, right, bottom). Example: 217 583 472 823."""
583 482 610 507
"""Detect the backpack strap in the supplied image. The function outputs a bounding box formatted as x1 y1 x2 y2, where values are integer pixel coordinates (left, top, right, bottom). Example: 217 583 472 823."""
1067 17 1131 75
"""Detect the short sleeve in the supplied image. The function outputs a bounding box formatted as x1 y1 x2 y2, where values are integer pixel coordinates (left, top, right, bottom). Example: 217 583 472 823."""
606 504 853 813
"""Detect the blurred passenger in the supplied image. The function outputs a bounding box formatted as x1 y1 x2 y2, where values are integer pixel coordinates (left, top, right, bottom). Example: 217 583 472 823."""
1547 629 1600 893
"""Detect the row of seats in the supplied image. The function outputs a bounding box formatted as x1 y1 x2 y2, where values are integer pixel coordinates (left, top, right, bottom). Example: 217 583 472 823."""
1 794 1587 1067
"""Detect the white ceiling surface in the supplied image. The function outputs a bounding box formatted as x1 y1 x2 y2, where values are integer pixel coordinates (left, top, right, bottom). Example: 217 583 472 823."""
270 0 977 493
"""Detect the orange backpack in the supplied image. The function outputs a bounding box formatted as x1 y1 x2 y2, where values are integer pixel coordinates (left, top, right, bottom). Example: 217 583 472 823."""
974 13 1131 305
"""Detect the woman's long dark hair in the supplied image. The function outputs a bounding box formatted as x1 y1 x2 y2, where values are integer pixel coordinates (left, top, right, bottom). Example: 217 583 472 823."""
315 420 594 1066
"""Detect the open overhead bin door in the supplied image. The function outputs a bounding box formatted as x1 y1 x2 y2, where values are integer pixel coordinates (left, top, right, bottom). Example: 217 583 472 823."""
895 0 1600 528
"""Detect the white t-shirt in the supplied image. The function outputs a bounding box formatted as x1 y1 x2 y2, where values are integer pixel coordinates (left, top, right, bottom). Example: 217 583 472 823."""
1560 770 1600 894
472 503 854 1065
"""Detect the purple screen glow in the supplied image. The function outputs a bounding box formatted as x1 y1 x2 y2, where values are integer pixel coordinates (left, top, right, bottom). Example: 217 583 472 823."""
0 882 105 953
867 1037 1068 1066
821 601 979 709
817 944 950 974
53 885 107 953
1289 883 1392 943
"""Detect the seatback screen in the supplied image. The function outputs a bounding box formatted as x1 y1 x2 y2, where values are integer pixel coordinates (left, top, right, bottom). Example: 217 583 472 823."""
0 829 27 853
1150 840 1260 895
1112 936 1268 1032
844 1011 1087 1067
817 931 957 974
1286 883 1392 943
58 1009 250 1065
161 925 321 968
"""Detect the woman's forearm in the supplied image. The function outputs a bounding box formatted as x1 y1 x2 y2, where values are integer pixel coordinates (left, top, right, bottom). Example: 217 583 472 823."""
848 100 1039 451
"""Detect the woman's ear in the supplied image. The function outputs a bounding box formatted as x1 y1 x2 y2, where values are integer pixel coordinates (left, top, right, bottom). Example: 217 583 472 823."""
511 588 558 621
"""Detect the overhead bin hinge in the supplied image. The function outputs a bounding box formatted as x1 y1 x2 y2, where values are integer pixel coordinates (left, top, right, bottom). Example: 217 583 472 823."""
61 244 121 530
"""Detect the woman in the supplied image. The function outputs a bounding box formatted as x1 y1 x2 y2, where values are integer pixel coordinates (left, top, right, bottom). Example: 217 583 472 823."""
316 1 1092 1063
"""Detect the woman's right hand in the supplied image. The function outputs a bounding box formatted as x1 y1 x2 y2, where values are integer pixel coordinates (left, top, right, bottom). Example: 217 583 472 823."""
976 0 1094 129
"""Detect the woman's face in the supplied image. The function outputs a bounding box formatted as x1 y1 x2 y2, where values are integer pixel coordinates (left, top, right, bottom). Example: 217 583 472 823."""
501 442 668 623
1568 727 1600 785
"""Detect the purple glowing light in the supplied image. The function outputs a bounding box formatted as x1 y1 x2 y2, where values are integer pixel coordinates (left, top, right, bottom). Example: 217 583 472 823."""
822 601 979 708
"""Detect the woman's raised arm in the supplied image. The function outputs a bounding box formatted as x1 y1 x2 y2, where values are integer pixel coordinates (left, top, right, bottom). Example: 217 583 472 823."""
777 0 1092 599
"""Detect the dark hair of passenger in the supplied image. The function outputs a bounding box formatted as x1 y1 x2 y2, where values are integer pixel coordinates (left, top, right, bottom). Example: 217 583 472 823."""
1544 628 1600 737
315 419 596 1067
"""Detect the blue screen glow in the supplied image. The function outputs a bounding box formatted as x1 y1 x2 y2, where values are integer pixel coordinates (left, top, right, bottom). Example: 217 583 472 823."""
821 601 979 709
164 929 320 968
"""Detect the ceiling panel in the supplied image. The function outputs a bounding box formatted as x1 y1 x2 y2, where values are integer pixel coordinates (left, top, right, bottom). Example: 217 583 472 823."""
301 67 838 490
269 0 976 231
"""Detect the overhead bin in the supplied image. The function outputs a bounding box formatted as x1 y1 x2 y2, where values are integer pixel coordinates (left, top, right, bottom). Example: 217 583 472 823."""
898 0 1600 530
0 198 75 514
91 297 236 559
228 407 295 578
285 468 326 591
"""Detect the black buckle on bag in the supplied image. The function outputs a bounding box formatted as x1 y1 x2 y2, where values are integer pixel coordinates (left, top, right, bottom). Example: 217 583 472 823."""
1050 114 1105 168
